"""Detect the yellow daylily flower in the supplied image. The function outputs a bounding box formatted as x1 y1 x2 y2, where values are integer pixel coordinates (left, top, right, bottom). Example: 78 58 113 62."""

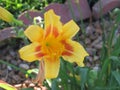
19 9 88 79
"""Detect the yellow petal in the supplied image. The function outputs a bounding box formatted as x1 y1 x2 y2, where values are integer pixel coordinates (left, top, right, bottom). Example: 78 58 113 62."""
19 42 44 62
62 20 80 39
44 9 62 37
62 40 88 66
44 56 60 79
24 25 44 42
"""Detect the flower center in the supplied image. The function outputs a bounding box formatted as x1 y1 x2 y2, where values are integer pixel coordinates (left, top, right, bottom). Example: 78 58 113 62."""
42 36 64 56
45 42 50 46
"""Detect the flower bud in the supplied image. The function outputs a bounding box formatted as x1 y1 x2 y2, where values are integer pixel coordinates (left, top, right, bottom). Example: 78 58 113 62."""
0 6 23 25
0 6 15 22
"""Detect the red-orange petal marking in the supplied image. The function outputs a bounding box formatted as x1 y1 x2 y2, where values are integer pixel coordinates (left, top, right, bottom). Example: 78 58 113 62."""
61 40 73 56
35 46 45 58
53 26 59 37
45 25 59 37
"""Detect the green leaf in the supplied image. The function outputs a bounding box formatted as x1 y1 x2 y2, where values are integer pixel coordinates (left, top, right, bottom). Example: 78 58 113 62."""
27 68 39 74
26 68 38 78
88 69 98 87
76 67 89 90
110 56 120 64
112 71 120 85
100 58 110 77
51 80 60 90
16 28 25 38
0 80 17 90
112 36 120 56
21 88 34 90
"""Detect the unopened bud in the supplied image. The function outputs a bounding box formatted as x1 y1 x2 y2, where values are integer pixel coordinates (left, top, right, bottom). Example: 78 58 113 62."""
0 6 15 22
0 6 23 25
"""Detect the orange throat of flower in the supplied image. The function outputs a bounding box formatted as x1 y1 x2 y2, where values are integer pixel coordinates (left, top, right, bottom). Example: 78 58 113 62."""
41 36 64 58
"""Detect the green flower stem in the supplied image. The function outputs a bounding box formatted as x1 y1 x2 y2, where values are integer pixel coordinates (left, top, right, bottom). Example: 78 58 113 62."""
13 18 24 26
